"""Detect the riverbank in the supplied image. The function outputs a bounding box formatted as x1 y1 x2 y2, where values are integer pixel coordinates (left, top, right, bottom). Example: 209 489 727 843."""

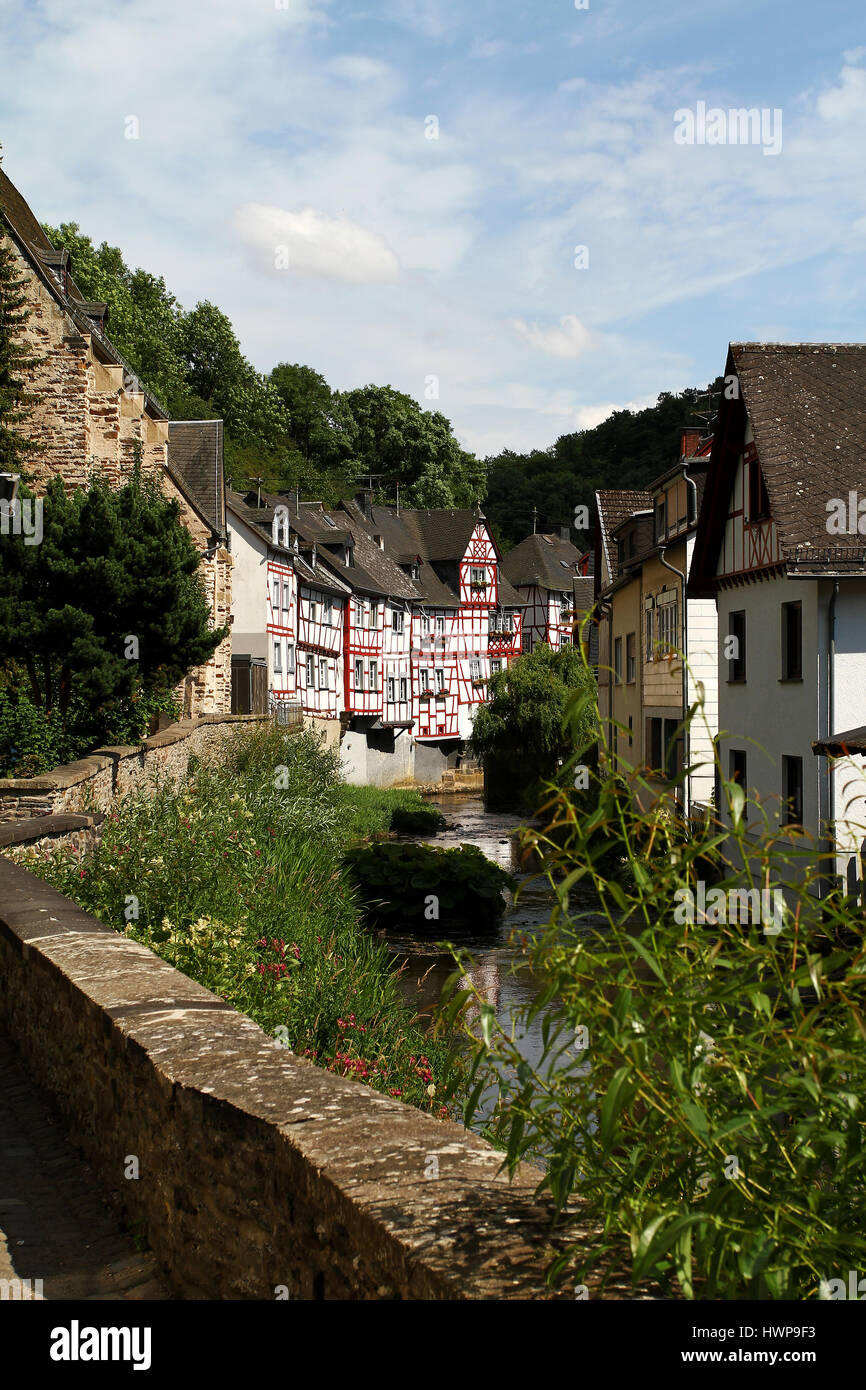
8 725 458 1113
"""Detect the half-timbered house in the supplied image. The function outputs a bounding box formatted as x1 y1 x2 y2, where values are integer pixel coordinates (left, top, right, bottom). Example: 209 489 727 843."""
502 531 586 652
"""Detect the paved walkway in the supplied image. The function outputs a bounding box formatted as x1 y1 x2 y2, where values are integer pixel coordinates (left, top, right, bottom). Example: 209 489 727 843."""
0 1030 168 1300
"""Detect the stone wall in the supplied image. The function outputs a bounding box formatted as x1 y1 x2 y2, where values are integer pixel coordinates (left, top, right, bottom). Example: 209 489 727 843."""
2 227 232 716
0 857 592 1300
0 714 269 823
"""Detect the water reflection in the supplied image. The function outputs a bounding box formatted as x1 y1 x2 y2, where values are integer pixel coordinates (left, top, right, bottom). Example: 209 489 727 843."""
383 794 601 1079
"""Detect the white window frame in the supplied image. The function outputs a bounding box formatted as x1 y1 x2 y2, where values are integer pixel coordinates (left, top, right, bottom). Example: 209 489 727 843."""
391 607 404 634
319 658 329 690
354 658 364 691
435 668 445 692
305 654 315 687
369 660 378 692
399 675 408 702
273 639 282 674
286 643 295 674
387 676 396 702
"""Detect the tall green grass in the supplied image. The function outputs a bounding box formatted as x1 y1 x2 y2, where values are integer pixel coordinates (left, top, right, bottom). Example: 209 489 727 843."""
22 726 457 1112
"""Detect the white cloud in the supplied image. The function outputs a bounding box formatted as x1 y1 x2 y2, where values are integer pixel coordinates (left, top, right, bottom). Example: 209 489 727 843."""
817 62 866 121
511 314 595 358
233 204 401 284
328 55 392 83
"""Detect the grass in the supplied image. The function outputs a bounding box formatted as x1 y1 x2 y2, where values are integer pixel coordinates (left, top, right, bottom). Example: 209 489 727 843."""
16 725 460 1113
338 784 437 839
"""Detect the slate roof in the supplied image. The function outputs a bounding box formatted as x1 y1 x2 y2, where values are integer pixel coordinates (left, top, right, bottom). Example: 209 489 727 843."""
812 727 866 757
225 490 350 597
733 342 866 571
689 343 866 586
595 490 653 586
168 421 225 537
502 533 584 593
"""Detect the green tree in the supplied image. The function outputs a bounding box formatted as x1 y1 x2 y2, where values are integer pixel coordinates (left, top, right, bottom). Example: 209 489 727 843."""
470 643 597 808
337 383 484 508
0 468 226 729
269 362 353 467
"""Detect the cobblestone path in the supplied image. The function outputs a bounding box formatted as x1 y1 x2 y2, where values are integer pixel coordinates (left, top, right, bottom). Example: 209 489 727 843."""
0 1030 168 1300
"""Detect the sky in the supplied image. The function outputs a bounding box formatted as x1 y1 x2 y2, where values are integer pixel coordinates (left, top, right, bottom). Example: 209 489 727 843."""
1 0 865 458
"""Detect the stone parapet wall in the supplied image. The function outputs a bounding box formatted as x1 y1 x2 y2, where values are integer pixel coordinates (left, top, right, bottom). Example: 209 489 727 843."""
0 857 586 1300
0 714 271 823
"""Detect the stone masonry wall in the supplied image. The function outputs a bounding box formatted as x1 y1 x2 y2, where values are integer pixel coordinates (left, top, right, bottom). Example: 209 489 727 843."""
0 857 590 1300
0 714 269 822
3 230 232 716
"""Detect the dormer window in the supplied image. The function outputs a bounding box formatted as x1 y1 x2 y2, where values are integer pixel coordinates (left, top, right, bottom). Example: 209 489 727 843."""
410 563 420 581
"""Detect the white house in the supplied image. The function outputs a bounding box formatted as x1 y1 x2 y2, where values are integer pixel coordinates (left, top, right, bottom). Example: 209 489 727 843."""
689 341 866 889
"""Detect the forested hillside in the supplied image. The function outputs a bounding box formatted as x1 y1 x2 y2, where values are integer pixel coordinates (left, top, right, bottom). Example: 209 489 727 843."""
482 382 723 550
46 220 721 544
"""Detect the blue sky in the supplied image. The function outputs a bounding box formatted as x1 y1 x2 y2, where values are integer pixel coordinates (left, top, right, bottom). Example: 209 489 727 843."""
1 0 865 456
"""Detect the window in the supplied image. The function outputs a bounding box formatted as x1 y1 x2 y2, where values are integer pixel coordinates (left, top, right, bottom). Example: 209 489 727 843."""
645 601 654 662
286 643 295 674
369 661 378 692
420 668 430 692
469 657 481 681
323 596 333 624
273 639 282 674
309 599 318 624
369 603 378 629
410 563 420 581
318 659 329 690
781 602 802 680
387 676 396 702
782 756 803 826
272 577 281 611
354 601 363 627
399 676 408 702
392 607 404 634
354 658 364 691
729 749 748 820
421 615 430 637
628 715 633 747
654 499 666 542
647 718 681 780
657 596 678 655
748 459 770 522
614 636 623 685
560 593 571 617
436 615 445 638
435 668 445 692
491 658 502 676
282 579 289 613
728 610 746 682
470 567 486 588
626 633 636 684
305 654 315 687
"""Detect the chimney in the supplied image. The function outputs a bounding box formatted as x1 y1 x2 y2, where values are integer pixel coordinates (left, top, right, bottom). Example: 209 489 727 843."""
354 490 373 521
680 427 702 460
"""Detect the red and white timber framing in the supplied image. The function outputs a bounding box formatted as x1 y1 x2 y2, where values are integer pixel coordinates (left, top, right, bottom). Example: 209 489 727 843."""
296 582 344 718
716 437 783 584
343 594 385 718
412 607 460 740
267 558 297 701
520 584 573 651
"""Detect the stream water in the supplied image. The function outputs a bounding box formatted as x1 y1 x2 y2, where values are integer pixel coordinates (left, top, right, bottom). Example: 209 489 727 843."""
385 793 603 1075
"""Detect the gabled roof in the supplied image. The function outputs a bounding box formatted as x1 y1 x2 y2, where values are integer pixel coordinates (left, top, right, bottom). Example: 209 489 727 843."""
226 489 350 596
690 342 866 586
502 532 584 593
168 421 225 537
0 164 168 420
595 489 653 588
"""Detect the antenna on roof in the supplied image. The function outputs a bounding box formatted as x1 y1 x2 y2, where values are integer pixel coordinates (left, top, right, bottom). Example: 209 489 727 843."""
532 505 538 535
251 475 264 509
